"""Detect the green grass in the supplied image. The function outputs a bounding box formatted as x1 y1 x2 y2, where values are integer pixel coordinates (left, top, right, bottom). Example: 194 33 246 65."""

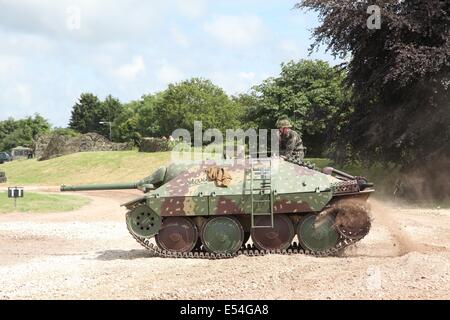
0 192 90 213
0 151 171 185
304 158 333 169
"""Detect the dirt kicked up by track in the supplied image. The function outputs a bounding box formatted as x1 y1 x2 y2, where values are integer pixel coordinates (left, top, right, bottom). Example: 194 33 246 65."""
0 187 449 300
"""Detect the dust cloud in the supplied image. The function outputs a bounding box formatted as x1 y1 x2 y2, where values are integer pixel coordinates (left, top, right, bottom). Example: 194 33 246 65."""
370 199 448 256
393 155 450 204
371 199 417 255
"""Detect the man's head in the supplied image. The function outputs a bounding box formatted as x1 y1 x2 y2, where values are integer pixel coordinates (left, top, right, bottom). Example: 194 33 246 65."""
276 118 292 129
276 118 292 136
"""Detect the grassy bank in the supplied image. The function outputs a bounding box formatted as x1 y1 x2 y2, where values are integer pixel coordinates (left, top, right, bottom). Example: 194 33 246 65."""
0 151 171 185
0 192 90 213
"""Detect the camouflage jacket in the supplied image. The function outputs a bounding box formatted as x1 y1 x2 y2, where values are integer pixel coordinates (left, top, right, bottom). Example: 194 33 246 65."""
279 129 305 161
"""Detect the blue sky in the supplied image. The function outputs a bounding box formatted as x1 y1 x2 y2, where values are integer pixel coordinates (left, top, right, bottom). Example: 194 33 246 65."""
0 0 340 127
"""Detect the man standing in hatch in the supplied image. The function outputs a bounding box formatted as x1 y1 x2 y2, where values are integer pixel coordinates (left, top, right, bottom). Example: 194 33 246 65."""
276 118 306 162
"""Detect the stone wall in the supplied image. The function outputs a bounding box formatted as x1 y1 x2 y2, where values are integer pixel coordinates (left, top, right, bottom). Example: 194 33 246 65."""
34 135 52 160
35 133 133 161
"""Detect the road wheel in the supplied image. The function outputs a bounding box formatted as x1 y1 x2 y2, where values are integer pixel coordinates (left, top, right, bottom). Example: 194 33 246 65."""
251 214 294 251
156 217 198 253
201 216 244 254
297 214 339 252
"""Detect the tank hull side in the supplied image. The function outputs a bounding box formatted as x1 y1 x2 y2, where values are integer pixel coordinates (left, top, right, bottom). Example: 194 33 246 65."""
146 191 334 217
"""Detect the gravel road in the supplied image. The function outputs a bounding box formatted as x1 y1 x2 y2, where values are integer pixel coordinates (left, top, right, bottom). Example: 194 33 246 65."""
0 188 449 300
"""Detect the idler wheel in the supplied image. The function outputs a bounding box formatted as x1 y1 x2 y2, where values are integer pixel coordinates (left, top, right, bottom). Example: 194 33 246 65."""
126 205 161 238
297 214 339 252
155 217 198 253
251 214 294 251
201 216 244 254
334 201 371 239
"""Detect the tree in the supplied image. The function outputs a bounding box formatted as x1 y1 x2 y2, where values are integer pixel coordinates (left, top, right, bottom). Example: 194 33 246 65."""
242 60 353 157
50 127 80 137
0 114 51 151
69 93 102 134
113 101 140 143
113 94 162 144
69 93 123 140
296 0 450 165
135 94 162 137
155 78 244 138
98 95 122 138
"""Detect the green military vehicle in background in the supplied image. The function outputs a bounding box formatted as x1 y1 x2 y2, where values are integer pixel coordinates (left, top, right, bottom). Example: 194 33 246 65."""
61 158 374 259
0 152 12 164
1 152 11 183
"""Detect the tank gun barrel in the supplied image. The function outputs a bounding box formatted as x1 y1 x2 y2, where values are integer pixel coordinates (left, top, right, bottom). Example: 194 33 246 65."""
60 166 169 193
61 182 138 192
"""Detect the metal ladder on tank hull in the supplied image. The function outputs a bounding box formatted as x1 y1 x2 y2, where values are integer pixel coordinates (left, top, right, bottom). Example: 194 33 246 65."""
249 158 274 229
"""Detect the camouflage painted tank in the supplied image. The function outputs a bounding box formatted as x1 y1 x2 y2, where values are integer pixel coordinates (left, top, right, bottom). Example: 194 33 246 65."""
61 158 374 258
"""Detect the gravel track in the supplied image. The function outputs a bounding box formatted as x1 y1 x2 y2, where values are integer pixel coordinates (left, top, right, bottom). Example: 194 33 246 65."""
0 188 449 300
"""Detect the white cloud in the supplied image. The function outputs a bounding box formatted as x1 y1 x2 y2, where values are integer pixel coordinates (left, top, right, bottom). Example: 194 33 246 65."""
279 39 305 61
204 15 266 49
115 56 146 81
0 0 167 43
0 55 25 75
171 26 190 47
157 62 185 85
238 72 256 80
176 0 207 18
0 55 31 115
208 71 264 95
13 84 33 107
0 83 32 114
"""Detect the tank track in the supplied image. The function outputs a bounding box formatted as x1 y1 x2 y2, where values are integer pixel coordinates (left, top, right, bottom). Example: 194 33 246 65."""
125 211 370 260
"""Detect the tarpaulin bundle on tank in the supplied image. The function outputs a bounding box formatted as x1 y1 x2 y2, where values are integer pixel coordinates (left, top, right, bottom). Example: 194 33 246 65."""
205 167 232 187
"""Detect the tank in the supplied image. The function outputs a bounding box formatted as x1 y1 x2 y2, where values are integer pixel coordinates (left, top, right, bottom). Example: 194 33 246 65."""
61 158 374 259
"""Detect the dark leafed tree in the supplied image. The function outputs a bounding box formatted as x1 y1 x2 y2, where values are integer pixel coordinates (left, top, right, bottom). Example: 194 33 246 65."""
69 93 102 134
69 93 122 140
296 0 450 200
98 95 122 138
